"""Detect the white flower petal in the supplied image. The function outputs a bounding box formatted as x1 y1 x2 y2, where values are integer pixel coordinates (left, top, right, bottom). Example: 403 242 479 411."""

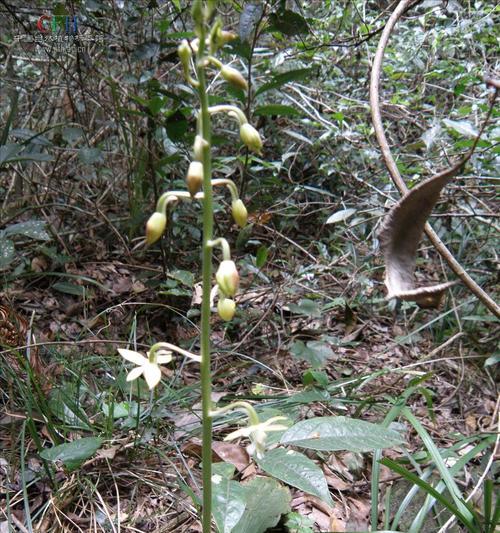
262 416 288 426
185 353 202 362
224 426 253 441
126 366 144 382
118 349 147 365
156 354 173 364
143 362 162 389
264 424 289 432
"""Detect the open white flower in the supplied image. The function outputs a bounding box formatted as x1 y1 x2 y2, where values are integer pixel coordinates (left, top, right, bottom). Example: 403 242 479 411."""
118 348 172 390
224 416 288 459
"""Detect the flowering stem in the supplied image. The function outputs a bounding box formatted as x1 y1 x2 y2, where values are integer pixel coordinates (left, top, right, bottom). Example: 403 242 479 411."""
207 237 231 260
207 104 248 125
211 178 239 201
210 400 260 426
149 342 201 362
195 22 214 533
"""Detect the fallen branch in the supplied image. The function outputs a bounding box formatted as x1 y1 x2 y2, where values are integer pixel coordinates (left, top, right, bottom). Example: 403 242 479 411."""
370 0 499 317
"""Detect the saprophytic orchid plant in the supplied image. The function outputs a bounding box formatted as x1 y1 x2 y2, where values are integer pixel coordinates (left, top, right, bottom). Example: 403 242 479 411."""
117 2 278 530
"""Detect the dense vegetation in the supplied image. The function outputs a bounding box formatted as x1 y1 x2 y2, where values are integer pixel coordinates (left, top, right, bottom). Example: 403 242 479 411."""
0 1 498 531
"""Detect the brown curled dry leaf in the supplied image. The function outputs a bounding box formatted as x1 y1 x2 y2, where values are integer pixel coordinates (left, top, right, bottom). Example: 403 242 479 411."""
379 172 458 308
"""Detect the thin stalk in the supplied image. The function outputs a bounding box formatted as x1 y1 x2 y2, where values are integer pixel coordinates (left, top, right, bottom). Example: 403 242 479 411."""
195 27 214 533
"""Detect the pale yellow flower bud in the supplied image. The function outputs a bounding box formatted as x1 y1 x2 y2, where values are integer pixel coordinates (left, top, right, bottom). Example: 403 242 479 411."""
186 161 204 197
217 297 236 321
240 123 263 154
221 65 248 91
178 39 191 64
145 212 167 244
193 135 207 161
216 260 239 297
231 199 248 228
218 30 237 44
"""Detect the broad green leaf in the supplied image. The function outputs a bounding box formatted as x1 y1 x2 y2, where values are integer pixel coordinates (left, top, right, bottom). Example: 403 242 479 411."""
233 477 291 533
254 104 301 117
0 143 22 165
267 9 309 36
256 68 315 96
303 370 329 387
212 463 247 533
147 96 165 116
281 416 404 452
62 126 84 143
285 512 315 533
256 246 268 268
326 208 356 224
5 220 50 241
133 42 159 61
169 269 194 287
290 340 335 369
287 298 321 317
258 448 333 506
0 238 15 269
13 152 54 163
40 437 103 470
10 128 52 146
79 147 102 164
101 401 132 419
443 119 478 138
484 354 499 367
52 282 86 296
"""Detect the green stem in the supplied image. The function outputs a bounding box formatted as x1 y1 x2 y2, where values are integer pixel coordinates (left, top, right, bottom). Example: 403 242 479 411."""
196 24 214 533
210 400 260 426
207 104 248 125
207 237 231 260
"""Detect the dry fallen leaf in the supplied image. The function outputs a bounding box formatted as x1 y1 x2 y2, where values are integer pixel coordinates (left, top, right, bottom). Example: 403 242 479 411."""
379 171 457 307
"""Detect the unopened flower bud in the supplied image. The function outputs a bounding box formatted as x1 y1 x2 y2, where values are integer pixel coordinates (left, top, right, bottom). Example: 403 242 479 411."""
191 0 204 26
146 212 167 244
193 135 207 161
240 123 263 153
232 199 248 228
216 260 239 297
186 161 204 197
218 30 237 44
221 65 248 91
178 39 191 64
218 297 236 321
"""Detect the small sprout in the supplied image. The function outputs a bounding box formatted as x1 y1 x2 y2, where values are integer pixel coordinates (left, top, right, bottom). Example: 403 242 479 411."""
186 161 204 196
218 297 236 321
146 212 167 244
220 65 248 91
240 123 263 154
231 199 248 228
216 260 239 297
118 348 172 390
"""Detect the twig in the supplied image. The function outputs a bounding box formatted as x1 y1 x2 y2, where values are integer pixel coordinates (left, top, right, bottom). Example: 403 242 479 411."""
370 0 500 317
